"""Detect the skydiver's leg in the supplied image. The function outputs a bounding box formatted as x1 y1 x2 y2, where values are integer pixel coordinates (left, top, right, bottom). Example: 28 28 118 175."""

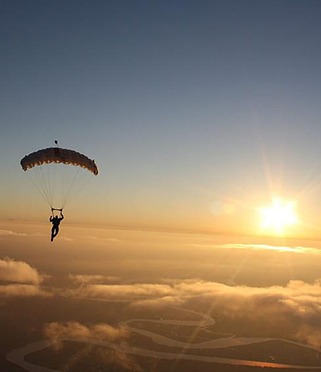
53 226 59 237
51 226 58 240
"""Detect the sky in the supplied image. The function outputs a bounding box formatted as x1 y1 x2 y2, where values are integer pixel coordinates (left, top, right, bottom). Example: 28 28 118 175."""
2 0 321 237
4 2 321 370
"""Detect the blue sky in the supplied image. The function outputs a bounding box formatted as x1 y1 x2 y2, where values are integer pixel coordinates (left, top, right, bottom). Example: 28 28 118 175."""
2 0 321 235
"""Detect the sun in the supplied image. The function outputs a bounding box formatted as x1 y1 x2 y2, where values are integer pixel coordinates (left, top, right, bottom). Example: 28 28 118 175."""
259 197 299 236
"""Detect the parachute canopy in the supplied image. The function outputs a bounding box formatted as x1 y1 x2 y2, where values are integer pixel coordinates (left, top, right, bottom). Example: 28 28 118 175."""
20 147 98 175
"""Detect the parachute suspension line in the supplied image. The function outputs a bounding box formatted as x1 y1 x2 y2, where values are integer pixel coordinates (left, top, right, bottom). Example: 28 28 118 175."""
60 166 81 209
39 164 54 207
49 163 59 208
38 165 49 204
60 162 68 207
25 163 65 210
25 171 52 209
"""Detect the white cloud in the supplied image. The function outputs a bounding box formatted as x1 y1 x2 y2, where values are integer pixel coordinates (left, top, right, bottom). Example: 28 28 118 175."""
0 258 50 298
43 321 139 370
75 283 174 301
0 257 43 284
0 230 27 237
69 274 120 285
63 278 321 316
63 278 321 348
221 243 321 255
192 242 321 254
44 321 128 345
0 284 51 297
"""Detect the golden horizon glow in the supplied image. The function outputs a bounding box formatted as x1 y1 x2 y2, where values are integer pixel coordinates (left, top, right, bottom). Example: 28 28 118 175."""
259 197 299 236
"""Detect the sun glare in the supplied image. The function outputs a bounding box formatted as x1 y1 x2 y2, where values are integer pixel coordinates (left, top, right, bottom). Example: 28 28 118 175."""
260 197 299 236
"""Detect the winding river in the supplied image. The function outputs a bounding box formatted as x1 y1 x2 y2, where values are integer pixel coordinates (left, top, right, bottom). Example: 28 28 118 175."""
6 310 321 371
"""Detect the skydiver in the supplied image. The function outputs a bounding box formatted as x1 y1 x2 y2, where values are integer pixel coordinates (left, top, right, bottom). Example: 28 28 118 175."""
49 210 64 241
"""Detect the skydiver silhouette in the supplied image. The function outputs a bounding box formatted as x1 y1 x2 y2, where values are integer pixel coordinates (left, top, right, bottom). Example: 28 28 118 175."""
50 210 64 241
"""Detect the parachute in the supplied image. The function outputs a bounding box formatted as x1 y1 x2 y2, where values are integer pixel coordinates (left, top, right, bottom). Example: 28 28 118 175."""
20 145 98 211
20 147 98 175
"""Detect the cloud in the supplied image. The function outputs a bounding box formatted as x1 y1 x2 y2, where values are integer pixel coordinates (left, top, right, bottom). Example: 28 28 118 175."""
59 236 74 242
74 283 175 301
0 257 43 284
64 278 321 318
137 279 321 320
44 321 128 345
295 325 321 350
0 230 27 237
221 243 321 255
69 274 120 285
0 258 50 298
43 321 139 371
192 242 321 254
0 284 51 297
278 280 321 319
87 235 121 243
64 278 321 348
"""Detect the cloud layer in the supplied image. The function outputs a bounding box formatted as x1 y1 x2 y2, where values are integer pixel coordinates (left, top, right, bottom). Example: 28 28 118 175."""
69 274 120 285
4 256 321 349
62 278 321 348
0 229 27 237
0 258 49 297
0 257 43 284
43 321 139 371
0 283 50 297
44 321 128 344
